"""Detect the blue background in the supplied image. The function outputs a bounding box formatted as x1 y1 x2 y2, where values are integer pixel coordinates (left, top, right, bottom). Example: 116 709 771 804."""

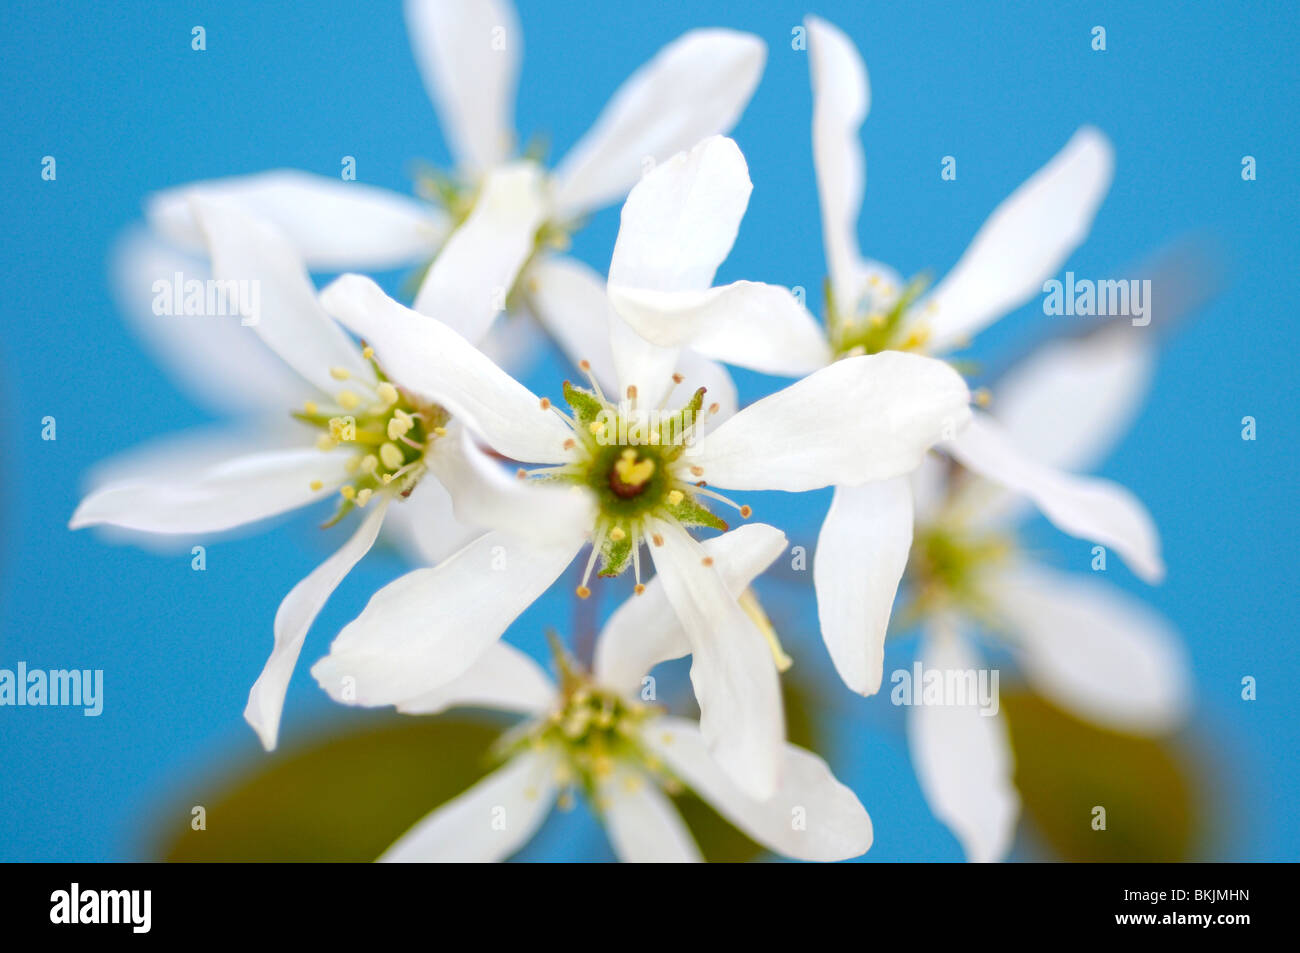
1 0 1296 861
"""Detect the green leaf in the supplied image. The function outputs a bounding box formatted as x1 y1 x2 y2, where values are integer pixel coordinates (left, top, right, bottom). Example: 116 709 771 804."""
1001 688 1205 861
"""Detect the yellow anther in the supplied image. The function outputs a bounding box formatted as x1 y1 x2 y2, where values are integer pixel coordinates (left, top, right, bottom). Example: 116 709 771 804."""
387 416 412 440
309 480 323 492
433 426 448 437
316 434 338 452
338 390 361 410
634 583 646 595
376 381 399 405
362 346 374 360
701 556 714 567
379 442 405 470
355 488 373 507
344 456 361 474
381 473 394 485
974 387 992 407
609 526 626 542
576 585 591 599
328 417 353 441
588 420 606 436
360 454 378 473
329 366 351 381
666 490 684 506
303 401 319 415
539 397 551 410
339 485 356 501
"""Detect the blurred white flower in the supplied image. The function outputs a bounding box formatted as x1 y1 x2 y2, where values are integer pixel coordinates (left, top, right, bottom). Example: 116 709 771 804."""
898 322 1191 862
308 139 969 798
359 541 873 863
70 198 541 751
130 0 766 368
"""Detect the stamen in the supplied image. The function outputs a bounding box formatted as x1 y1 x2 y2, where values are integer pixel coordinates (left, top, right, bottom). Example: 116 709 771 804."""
339 485 356 501
329 366 352 381
666 490 684 506
303 400 319 416
690 485 751 518
578 360 609 406
316 435 337 452
309 480 323 492
355 488 373 507
379 442 405 470
577 524 608 597
338 391 361 410
376 382 399 405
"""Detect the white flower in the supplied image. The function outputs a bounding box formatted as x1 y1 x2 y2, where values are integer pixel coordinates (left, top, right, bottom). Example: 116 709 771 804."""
359 533 873 863
619 18 1164 699
132 0 766 364
69 198 581 751
898 322 1191 862
308 137 971 798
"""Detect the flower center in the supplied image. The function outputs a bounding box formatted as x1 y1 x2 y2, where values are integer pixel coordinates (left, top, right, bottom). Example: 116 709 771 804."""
522 362 752 597
827 272 934 358
296 348 449 525
905 523 1013 617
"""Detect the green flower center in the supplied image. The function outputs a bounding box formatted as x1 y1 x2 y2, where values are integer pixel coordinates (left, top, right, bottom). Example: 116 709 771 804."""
826 272 933 358
906 523 1013 618
295 349 449 526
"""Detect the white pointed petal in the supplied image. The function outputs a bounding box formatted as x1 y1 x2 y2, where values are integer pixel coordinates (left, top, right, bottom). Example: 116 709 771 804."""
412 162 547 343
381 749 556 862
70 443 349 535
920 127 1115 352
607 135 752 294
551 29 765 219
398 641 557 717
110 230 304 414
609 304 683 411
646 519 784 799
380 473 482 567
599 769 703 863
644 717 873 861
427 425 595 544
594 523 788 696
814 478 913 696
192 197 370 396
147 171 445 270
991 563 1190 734
319 275 574 463
806 15 871 309
609 280 831 377
991 325 1156 474
907 622 1019 863
404 0 521 172
312 529 581 707
945 412 1164 583
526 254 620 392
687 351 970 491
246 499 389 750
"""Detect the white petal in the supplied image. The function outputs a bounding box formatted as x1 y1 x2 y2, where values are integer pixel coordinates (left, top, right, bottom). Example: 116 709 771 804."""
551 29 765 219
990 563 1190 734
110 230 304 414
594 523 788 696
427 425 595 545
919 127 1115 352
608 302 683 411
404 0 521 172
398 641 557 717
380 473 482 567
644 717 873 862
412 162 548 344
526 254 620 392
608 280 831 377
245 499 389 750
687 351 970 491
988 324 1156 474
907 621 1019 863
607 135 752 294
814 478 913 696
146 170 444 270
311 529 581 707
319 274 574 464
806 15 872 309
70 443 349 535
192 197 370 396
599 769 703 863
945 411 1164 583
381 749 556 862
646 519 784 799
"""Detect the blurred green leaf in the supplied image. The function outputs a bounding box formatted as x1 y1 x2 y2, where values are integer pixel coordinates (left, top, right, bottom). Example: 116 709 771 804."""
1002 689 1204 861
156 714 505 862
